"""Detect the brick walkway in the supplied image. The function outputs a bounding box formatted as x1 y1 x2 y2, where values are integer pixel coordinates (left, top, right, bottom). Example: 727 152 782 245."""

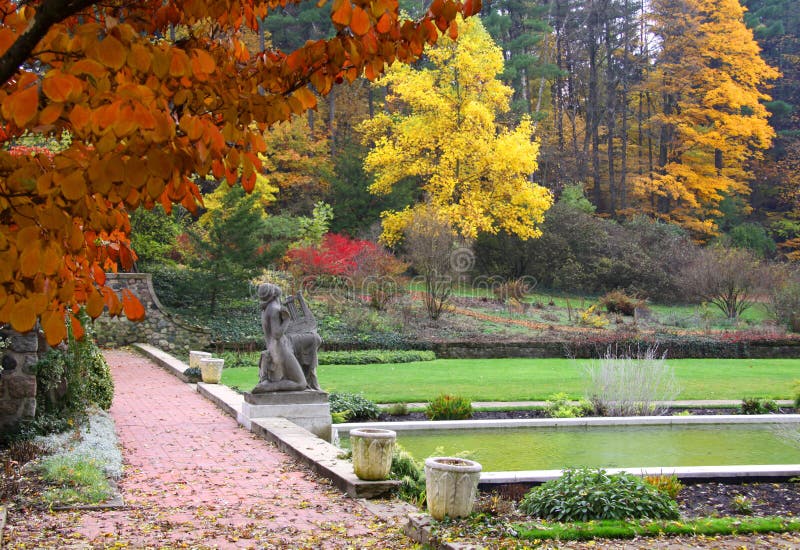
4 349 408 549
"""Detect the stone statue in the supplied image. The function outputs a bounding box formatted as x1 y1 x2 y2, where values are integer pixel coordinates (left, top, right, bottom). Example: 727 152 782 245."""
252 283 322 393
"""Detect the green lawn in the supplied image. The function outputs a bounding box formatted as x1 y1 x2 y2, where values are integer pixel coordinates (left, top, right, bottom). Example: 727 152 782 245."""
220 357 800 403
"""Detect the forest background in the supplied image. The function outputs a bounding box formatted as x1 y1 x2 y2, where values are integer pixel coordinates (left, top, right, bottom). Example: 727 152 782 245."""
100 0 800 346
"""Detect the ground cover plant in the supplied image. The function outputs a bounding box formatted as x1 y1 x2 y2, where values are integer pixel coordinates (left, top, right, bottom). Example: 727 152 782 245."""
220 357 800 403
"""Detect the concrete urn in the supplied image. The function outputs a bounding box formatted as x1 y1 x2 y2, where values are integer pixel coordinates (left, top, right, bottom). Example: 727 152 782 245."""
189 351 212 370
199 358 224 384
424 457 482 520
350 428 396 480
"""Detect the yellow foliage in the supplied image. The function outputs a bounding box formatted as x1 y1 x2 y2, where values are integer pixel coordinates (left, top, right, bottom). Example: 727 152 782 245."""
360 16 552 245
634 0 780 238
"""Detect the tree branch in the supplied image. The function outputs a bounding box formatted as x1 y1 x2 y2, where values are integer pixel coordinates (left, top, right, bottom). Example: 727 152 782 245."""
0 0 97 86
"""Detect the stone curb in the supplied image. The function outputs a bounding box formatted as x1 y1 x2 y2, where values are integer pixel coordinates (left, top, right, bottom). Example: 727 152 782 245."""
131 343 189 382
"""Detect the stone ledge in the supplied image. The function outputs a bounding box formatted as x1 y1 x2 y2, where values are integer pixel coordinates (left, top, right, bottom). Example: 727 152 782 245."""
197 382 248 428
250 417 399 499
132 343 189 382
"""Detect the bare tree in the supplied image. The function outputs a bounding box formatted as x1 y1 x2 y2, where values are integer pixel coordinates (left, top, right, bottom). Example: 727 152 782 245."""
679 247 767 319
403 207 464 320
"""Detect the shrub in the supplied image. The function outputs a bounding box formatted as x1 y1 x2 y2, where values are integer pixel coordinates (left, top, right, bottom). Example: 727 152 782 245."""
493 277 536 303
740 397 778 415
731 494 755 515
318 349 435 365
678 246 767 319
390 445 426 506
544 393 592 418
585 346 680 416
768 268 800 333
518 468 680 521
34 312 114 427
386 402 409 416
329 392 380 422
425 394 473 420
183 367 202 382
644 474 684 499
577 305 609 328
599 290 642 316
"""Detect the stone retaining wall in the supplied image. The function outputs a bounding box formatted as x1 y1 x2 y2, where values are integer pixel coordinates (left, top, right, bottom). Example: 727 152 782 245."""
93 273 211 354
0 328 41 431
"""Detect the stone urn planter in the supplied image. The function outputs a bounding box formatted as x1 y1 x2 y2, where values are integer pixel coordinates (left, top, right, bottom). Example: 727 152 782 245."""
199 358 224 384
424 457 482 520
189 351 212 369
351 428 396 480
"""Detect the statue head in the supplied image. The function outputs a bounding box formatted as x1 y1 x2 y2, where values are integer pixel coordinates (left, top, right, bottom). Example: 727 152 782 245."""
258 283 282 306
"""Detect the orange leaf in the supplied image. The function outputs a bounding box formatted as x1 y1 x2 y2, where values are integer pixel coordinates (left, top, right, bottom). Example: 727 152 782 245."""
42 72 82 102
92 264 106 285
86 289 104 318
96 35 126 70
10 298 37 332
69 313 85 340
331 0 352 26
128 43 152 73
191 49 216 74
61 171 87 201
376 13 392 34
42 310 67 346
122 289 146 321
69 104 92 131
169 50 189 77
119 243 135 271
7 85 39 127
19 245 42 278
350 7 371 36
38 103 63 125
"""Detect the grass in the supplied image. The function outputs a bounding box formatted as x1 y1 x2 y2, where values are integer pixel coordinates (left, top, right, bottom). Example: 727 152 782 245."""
221 357 800 403
38 455 113 506
513 517 800 541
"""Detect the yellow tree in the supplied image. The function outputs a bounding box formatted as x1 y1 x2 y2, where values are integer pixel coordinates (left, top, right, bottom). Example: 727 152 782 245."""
0 0 478 343
360 15 552 245
635 0 780 237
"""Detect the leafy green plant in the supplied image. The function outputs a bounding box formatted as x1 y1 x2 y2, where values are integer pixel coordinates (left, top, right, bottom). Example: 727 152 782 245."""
329 392 380 422
183 367 202 382
518 468 679 521
731 494 755 515
740 397 778 415
793 380 800 409
33 311 114 430
331 410 352 423
389 445 426 507
425 394 473 420
385 402 409 416
544 392 592 418
644 474 683 499
38 455 113 506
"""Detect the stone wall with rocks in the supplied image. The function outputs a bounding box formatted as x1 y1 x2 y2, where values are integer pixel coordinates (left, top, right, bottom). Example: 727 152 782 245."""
93 273 211 354
0 328 42 431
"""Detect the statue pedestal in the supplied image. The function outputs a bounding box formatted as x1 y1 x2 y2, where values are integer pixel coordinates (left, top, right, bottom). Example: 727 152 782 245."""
242 390 332 442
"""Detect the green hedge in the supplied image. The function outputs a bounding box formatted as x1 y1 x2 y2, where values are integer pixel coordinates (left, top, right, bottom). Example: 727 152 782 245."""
318 350 435 365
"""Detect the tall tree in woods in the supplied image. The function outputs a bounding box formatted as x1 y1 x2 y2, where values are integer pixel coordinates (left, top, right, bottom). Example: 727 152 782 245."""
0 0 477 343
744 0 800 259
635 0 779 237
480 0 559 122
360 15 552 245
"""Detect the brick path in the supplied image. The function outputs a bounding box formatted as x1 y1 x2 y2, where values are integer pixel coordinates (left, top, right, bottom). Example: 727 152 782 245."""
4 349 408 549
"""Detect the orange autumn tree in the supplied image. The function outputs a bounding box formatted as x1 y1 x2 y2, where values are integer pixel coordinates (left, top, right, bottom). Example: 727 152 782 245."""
636 0 779 238
0 0 478 345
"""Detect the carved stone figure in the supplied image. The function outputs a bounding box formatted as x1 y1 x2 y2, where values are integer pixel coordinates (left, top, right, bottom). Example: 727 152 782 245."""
252 283 322 393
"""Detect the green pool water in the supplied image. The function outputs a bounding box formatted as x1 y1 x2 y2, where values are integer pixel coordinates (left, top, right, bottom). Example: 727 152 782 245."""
341 424 800 471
